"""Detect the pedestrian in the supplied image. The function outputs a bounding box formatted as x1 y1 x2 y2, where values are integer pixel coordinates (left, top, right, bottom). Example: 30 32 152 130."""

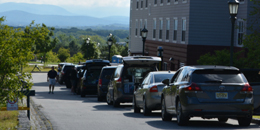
47 66 57 94
69 66 77 94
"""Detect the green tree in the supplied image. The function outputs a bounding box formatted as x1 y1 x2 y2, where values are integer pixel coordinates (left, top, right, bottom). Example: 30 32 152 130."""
34 24 59 64
0 17 34 104
69 40 80 56
46 51 59 63
67 52 85 63
81 39 100 60
58 48 70 62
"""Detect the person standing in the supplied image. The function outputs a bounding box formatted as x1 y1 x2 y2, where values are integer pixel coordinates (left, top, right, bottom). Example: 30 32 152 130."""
47 66 57 94
70 66 77 94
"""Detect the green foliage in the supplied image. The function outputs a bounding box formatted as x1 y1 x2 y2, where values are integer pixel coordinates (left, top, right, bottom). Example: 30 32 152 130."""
46 51 60 63
0 17 34 104
67 52 85 63
69 40 80 56
58 48 70 62
81 38 100 60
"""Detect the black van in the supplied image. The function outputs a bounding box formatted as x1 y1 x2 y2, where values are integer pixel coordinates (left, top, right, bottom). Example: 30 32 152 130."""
80 59 110 97
106 56 161 107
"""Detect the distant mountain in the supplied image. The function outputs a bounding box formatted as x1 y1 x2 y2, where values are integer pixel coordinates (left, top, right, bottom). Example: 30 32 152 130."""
0 2 73 16
0 10 129 28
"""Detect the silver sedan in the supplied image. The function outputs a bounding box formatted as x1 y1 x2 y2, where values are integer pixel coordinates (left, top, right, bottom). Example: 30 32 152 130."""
133 71 175 116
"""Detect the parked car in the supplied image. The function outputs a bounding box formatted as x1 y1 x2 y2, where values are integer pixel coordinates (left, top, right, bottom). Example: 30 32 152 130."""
161 65 253 126
106 56 161 107
58 63 73 84
97 66 117 101
240 69 260 115
80 59 110 97
133 71 175 116
60 64 75 88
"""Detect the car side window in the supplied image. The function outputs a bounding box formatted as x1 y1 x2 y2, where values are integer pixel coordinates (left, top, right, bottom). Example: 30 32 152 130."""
177 69 186 83
181 68 190 82
170 69 183 83
114 66 123 78
149 75 154 84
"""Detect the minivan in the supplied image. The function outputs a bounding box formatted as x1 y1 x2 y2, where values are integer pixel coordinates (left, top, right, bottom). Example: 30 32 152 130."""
106 56 161 107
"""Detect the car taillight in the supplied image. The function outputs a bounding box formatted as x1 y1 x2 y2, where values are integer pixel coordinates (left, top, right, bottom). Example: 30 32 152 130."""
98 79 102 87
185 83 202 91
150 85 158 92
241 83 253 92
116 78 121 83
62 71 64 75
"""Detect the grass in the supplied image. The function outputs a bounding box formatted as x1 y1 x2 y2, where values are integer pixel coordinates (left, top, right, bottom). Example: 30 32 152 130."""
0 111 19 130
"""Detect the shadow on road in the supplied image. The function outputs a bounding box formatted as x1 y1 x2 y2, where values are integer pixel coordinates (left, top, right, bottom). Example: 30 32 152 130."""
92 104 132 111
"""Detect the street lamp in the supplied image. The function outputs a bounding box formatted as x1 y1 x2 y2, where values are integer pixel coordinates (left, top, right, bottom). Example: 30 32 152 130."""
86 38 90 60
107 36 113 62
141 26 148 56
228 0 239 66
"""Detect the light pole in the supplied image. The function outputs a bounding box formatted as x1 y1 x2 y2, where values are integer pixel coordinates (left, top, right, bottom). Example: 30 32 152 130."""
107 36 113 62
228 0 239 66
141 26 148 56
86 38 90 60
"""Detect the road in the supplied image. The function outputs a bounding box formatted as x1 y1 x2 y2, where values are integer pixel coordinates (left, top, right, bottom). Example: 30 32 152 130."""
31 73 259 130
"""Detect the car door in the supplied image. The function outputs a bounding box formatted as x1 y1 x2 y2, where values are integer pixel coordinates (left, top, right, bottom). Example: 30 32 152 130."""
135 74 150 107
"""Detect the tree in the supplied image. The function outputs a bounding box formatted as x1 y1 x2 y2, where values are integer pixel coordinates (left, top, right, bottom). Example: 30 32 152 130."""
34 23 59 64
67 52 85 63
0 17 34 104
58 48 70 62
46 51 59 63
81 39 100 60
69 40 80 56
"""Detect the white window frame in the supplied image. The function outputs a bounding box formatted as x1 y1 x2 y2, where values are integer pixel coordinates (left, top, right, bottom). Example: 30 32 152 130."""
149 3 151 15
237 19 244 47
181 17 186 44
145 0 148 9
160 0 164 6
140 19 143 38
159 18 163 41
167 0 171 5
174 0 178 4
165 18 170 42
140 0 143 10
136 0 139 10
153 18 156 40
173 17 178 43
154 0 158 6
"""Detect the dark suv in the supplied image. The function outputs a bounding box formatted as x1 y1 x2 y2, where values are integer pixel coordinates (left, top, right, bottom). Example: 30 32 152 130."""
97 66 117 101
80 59 110 97
58 63 73 84
106 56 161 107
161 65 253 126
59 64 75 88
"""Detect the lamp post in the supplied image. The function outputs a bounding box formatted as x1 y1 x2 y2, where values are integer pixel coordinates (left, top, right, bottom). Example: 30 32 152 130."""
141 26 148 56
228 0 239 66
107 36 113 62
86 38 90 60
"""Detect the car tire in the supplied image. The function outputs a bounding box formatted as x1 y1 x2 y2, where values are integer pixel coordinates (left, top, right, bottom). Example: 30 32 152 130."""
80 88 85 97
218 117 228 123
237 115 252 126
161 97 172 121
133 96 140 113
143 98 151 116
176 100 189 126
113 92 120 107
97 95 102 102
76 87 80 95
106 92 113 105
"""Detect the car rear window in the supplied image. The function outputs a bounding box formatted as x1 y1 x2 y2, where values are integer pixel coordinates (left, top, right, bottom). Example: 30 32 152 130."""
154 73 174 83
85 69 102 85
192 69 246 83
63 66 74 72
101 68 116 85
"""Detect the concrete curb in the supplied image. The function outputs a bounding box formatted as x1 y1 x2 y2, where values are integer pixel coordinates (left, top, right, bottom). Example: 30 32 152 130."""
252 118 260 125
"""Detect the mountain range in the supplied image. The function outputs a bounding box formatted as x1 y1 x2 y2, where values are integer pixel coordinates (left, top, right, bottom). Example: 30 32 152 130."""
0 2 129 29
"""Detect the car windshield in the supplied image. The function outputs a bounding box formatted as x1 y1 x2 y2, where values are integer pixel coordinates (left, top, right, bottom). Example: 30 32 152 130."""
125 67 153 83
154 73 174 83
192 69 246 83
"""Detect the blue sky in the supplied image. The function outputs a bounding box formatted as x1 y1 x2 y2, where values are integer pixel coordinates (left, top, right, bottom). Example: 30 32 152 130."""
0 0 130 17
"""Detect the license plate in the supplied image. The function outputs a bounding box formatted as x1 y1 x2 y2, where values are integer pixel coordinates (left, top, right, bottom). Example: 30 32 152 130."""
216 92 228 99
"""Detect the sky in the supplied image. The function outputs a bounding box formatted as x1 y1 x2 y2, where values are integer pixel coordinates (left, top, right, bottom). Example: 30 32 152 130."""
0 0 130 17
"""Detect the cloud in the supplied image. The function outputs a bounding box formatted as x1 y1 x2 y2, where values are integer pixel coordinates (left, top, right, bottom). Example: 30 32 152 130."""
0 0 130 7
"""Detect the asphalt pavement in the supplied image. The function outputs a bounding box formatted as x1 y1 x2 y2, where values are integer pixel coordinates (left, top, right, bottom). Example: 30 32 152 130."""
18 73 260 130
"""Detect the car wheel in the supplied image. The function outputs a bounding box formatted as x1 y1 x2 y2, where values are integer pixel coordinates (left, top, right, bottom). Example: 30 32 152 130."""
133 96 140 113
161 97 172 121
113 92 120 107
176 100 189 126
97 96 102 101
218 117 228 123
76 87 80 95
143 98 151 116
106 92 113 105
237 115 252 126
80 88 85 97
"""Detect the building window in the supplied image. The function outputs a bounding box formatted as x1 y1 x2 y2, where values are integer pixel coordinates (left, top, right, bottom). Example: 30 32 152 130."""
159 19 163 40
135 20 138 36
182 0 187 3
174 0 178 4
237 21 244 45
154 0 157 5
146 0 148 7
137 1 139 9
167 0 171 2
161 0 164 4
173 18 178 41
141 0 143 8
181 18 186 42
239 0 245 4
144 19 147 28
140 20 143 37
166 19 170 40
153 19 156 39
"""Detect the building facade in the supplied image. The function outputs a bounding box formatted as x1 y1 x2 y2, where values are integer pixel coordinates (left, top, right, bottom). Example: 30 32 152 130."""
129 0 257 70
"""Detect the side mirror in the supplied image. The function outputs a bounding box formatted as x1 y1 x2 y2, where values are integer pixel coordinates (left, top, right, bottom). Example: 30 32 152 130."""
162 79 169 86
105 75 111 80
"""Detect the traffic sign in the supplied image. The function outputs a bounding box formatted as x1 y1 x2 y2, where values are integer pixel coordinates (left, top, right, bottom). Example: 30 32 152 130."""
7 98 18 111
